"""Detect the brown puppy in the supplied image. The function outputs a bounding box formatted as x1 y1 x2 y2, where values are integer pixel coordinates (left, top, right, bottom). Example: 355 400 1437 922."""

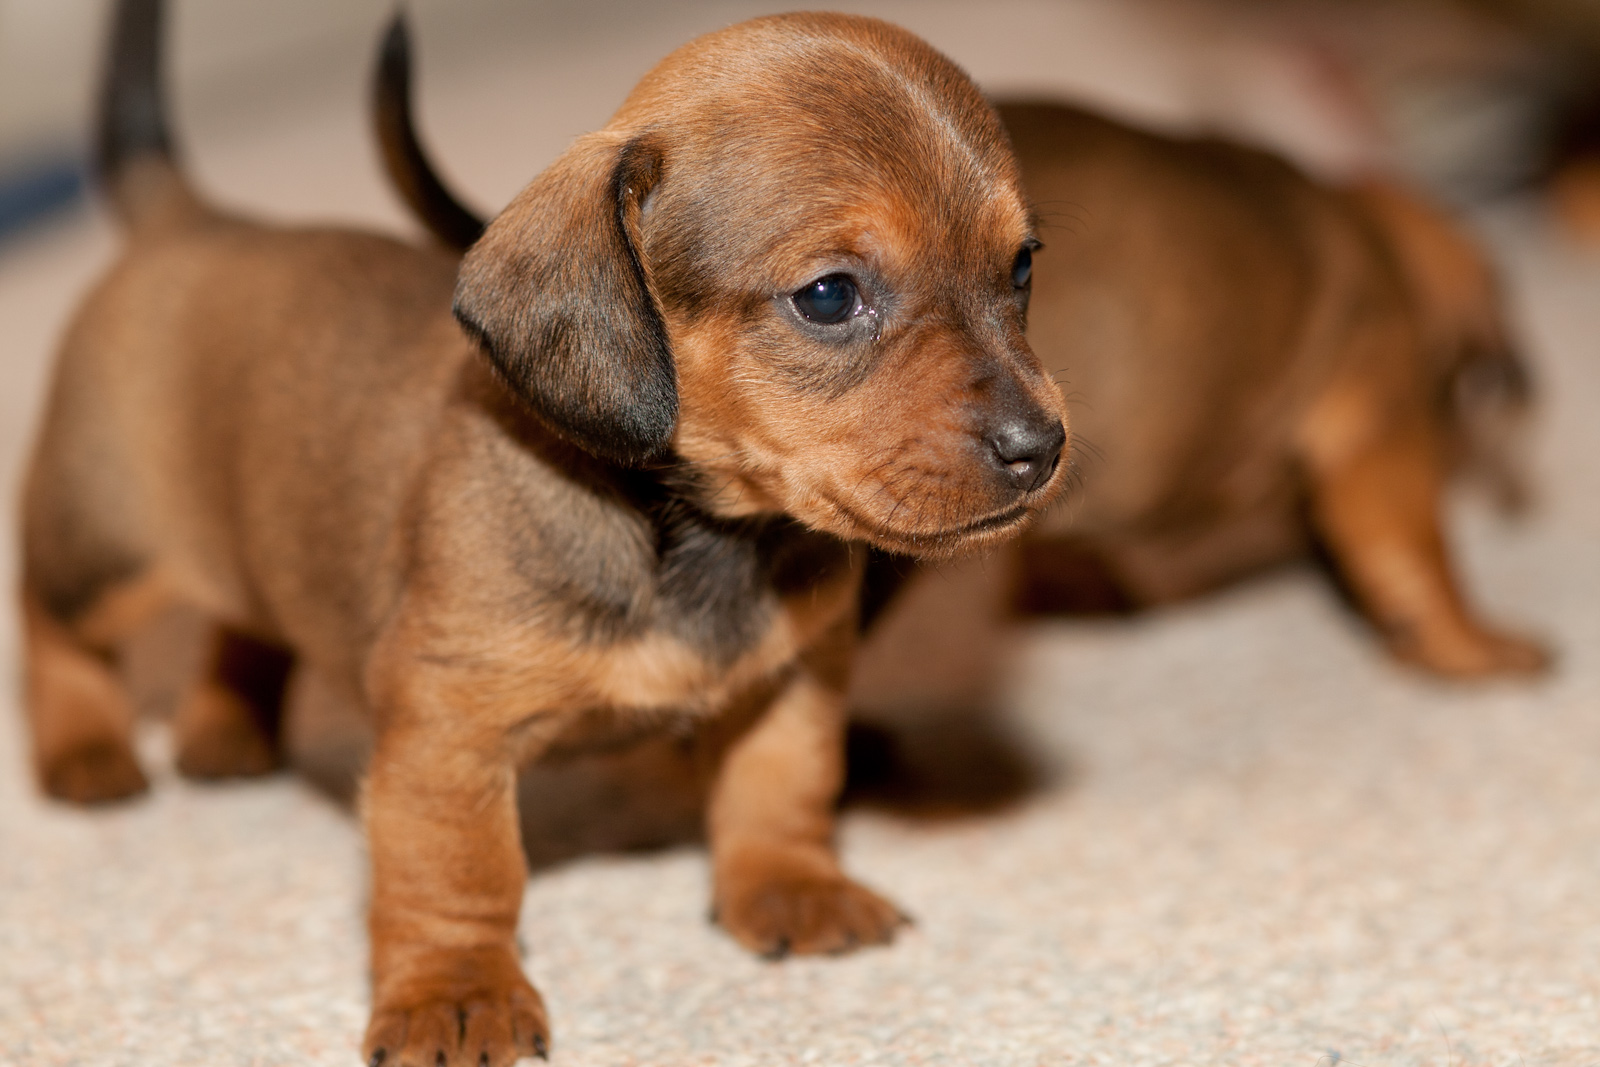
20 3 1067 1065
374 32 1544 680
993 102 1544 677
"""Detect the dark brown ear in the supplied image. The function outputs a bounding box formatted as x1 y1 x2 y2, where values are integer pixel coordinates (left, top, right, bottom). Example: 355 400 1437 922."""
453 133 675 464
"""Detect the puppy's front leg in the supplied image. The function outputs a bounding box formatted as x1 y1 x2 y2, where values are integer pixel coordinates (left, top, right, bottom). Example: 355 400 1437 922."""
710 624 908 958
361 680 549 1067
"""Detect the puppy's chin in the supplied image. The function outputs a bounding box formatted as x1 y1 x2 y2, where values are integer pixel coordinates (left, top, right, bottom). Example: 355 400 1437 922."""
845 506 1038 560
771 466 1060 559
671 440 1072 558
816 489 1060 560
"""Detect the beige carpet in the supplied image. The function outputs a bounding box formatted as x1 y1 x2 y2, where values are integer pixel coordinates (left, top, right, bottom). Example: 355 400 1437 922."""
3 3 1598 1065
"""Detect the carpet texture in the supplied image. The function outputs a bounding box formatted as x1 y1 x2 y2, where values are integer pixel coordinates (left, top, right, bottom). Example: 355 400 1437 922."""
2 3 1597 1065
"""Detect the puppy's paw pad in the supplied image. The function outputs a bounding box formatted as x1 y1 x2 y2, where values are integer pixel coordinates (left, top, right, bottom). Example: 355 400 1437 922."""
365 981 548 1067
717 870 909 958
42 740 148 804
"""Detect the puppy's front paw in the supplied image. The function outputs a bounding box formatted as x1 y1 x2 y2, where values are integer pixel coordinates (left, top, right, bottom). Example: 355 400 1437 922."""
714 846 910 958
41 739 149 804
1392 622 1552 679
364 951 548 1067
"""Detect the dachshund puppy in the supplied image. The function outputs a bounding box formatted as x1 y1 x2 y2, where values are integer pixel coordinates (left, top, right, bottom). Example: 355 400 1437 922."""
995 102 1544 678
375 38 1544 678
20 3 1066 1065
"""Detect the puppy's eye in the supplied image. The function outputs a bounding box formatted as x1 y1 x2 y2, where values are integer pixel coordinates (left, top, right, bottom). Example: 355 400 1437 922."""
1011 246 1033 289
793 274 860 324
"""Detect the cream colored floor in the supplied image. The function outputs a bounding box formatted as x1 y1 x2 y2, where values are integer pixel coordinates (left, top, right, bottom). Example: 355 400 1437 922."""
3 3 1599 1065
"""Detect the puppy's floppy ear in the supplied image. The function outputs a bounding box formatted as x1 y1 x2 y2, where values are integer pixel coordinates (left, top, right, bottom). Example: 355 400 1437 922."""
454 133 675 464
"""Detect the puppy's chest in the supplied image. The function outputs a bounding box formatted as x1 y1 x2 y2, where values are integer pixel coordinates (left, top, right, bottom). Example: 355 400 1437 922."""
563 511 854 717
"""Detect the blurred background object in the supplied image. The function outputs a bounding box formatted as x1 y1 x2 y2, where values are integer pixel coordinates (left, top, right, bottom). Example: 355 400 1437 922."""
2 0 1599 244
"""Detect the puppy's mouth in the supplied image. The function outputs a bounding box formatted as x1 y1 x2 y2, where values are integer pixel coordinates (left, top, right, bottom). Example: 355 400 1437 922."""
825 496 1033 555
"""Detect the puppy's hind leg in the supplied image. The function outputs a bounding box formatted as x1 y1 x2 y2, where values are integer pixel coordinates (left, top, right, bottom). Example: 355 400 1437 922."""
173 626 292 780
21 578 163 804
1300 388 1549 678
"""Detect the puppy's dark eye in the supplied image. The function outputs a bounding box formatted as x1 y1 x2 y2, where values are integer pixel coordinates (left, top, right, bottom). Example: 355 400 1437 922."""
793 274 860 324
1012 246 1033 289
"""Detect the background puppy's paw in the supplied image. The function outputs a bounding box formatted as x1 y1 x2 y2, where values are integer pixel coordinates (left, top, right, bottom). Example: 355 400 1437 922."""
1392 622 1552 678
40 739 149 804
715 848 909 958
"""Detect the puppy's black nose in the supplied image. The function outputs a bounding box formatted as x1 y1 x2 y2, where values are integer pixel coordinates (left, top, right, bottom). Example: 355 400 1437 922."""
987 415 1065 493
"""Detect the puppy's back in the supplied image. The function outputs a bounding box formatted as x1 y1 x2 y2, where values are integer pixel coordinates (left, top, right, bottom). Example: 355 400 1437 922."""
25 220 464 662
999 102 1334 533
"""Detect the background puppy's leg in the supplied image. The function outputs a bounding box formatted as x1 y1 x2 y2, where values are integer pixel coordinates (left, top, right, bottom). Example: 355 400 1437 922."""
173 626 292 780
1303 401 1548 678
21 584 153 803
709 623 907 958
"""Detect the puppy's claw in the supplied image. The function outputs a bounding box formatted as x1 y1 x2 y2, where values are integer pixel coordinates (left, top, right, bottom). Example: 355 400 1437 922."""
365 960 547 1067
533 1034 548 1061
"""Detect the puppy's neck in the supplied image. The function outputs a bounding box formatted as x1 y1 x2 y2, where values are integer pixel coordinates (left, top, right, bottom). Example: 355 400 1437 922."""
463 352 812 553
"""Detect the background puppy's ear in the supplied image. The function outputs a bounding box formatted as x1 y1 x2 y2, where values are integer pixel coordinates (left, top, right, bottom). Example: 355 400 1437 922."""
454 134 675 464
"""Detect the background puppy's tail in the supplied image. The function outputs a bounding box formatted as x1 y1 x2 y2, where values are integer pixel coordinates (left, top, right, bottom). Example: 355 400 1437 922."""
97 0 203 233
374 11 486 252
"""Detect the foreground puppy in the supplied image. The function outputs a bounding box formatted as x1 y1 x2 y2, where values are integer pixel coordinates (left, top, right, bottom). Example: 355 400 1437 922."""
21 3 1066 1064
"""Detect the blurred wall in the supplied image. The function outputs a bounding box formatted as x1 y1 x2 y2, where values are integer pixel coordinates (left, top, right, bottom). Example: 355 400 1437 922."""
0 1 394 166
0 0 1581 239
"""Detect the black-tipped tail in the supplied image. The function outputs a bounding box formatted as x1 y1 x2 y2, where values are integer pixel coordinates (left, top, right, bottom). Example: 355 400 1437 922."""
97 0 173 189
96 0 196 229
374 11 486 252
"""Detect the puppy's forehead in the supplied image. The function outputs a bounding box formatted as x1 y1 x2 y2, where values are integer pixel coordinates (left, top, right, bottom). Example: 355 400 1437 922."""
617 14 1001 151
759 191 1026 281
619 15 1030 275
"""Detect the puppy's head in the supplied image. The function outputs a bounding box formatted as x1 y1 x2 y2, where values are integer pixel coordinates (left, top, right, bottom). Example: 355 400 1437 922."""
454 14 1067 558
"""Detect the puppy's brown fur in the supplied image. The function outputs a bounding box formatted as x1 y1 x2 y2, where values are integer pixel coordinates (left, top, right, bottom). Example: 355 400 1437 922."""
20 4 1066 1064
992 103 1543 677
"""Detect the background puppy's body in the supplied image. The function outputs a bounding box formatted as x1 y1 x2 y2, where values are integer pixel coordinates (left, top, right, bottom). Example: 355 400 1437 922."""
1012 104 1330 555
990 101 1544 678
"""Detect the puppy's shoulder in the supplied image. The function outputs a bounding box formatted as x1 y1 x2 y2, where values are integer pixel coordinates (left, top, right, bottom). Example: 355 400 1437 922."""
409 363 660 638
